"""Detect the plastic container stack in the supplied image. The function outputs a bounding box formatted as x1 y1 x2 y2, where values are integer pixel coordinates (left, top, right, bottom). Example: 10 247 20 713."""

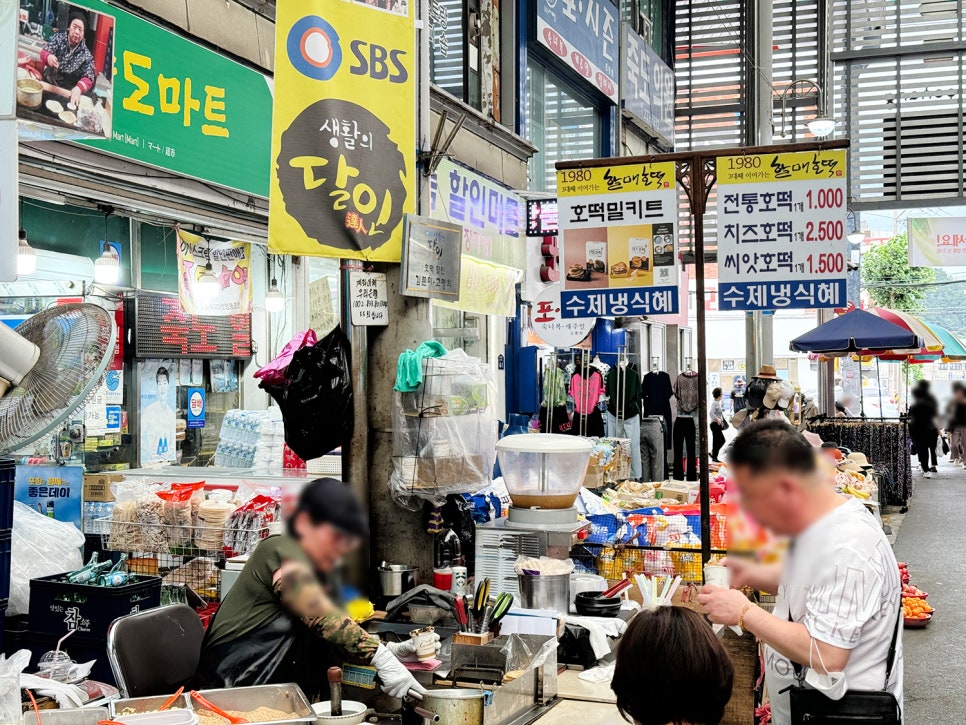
213 408 285 473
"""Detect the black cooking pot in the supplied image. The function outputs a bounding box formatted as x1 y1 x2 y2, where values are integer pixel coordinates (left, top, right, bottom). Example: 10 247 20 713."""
574 591 621 618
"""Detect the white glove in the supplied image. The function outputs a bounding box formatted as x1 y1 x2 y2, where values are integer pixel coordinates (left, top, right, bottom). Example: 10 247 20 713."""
386 633 441 662
372 643 426 699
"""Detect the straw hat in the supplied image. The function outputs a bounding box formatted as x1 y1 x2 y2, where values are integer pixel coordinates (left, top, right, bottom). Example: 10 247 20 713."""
838 461 864 473
755 364 780 380
763 382 784 409
846 452 874 469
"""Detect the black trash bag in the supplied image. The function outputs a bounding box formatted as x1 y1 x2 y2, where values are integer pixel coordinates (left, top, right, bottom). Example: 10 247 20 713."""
260 326 353 460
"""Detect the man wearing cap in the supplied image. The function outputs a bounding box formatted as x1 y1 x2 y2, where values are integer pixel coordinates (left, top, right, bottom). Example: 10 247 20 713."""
198 478 429 702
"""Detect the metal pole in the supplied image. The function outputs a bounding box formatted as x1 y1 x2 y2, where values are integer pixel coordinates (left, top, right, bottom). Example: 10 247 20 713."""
756 0 775 368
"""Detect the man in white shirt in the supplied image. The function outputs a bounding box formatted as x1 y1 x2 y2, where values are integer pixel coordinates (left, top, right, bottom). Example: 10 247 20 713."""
699 420 903 725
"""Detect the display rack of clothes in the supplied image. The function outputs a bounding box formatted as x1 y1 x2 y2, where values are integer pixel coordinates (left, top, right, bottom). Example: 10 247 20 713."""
673 369 700 481
807 417 913 506
642 366 673 480
569 353 606 437
602 351 643 480
538 361 571 434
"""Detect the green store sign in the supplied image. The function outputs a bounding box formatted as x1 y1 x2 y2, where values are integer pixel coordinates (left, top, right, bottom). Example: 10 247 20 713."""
62 0 271 197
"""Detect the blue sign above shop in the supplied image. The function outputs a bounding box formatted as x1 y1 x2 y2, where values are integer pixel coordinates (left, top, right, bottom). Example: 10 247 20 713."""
621 24 676 147
535 0 619 102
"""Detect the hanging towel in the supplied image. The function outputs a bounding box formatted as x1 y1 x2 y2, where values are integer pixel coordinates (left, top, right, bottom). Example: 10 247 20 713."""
394 340 448 391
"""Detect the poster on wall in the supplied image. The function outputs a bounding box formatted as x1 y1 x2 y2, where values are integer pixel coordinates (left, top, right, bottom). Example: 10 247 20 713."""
557 161 679 318
269 0 416 261
908 217 966 267
16 0 272 196
177 229 252 316
716 149 848 311
14 464 83 527
138 359 177 465
535 0 618 101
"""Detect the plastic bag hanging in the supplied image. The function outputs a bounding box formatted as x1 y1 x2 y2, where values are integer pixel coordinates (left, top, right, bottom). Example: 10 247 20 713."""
261 325 354 460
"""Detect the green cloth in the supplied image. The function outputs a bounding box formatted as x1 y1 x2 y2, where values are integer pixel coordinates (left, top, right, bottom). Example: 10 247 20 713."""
204 535 309 648
543 367 567 407
394 340 448 391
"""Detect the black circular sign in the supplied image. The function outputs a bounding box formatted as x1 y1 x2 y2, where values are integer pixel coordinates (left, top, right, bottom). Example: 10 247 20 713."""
277 99 407 254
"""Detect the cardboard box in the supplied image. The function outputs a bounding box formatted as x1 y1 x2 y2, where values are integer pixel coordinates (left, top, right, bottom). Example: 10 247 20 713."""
395 454 489 490
582 461 605 489
83 473 124 502
655 480 699 504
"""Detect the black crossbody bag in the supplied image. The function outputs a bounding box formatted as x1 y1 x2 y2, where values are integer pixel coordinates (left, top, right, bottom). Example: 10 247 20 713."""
787 607 902 724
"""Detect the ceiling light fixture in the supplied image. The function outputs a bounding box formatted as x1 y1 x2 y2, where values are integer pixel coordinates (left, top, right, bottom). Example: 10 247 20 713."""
93 249 120 284
17 230 37 276
265 279 285 313
779 79 838 139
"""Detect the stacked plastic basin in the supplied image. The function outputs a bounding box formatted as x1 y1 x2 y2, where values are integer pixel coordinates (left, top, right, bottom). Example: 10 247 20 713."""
0 458 14 652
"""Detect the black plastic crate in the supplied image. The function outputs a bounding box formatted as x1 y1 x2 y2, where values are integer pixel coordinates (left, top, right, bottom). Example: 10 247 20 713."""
29 574 161 638
10 629 115 685
0 459 13 530
0 530 10 601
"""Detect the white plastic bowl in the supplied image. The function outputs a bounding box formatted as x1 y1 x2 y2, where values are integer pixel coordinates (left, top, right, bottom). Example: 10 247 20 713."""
311 701 369 725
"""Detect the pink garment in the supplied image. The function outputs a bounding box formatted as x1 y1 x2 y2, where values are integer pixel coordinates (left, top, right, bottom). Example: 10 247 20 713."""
571 371 603 415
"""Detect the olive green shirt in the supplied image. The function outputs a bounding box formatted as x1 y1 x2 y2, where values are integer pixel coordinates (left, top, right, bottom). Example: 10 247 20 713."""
205 535 378 660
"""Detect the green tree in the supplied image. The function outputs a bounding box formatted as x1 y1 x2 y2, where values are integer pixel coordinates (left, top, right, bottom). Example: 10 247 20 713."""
922 269 966 338
861 232 935 311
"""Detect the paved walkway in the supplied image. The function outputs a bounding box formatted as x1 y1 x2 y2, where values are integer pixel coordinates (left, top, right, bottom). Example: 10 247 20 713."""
892 460 966 724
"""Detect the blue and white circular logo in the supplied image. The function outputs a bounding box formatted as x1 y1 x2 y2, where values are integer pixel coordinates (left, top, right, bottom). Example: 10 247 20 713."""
105 370 120 392
287 15 342 81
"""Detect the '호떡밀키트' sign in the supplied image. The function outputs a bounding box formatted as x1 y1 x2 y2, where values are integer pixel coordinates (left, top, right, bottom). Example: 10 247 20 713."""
716 150 849 311
268 0 416 262
557 161 679 318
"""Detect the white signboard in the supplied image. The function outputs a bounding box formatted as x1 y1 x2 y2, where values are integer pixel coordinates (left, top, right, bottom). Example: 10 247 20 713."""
349 271 389 326
531 284 596 347
716 150 848 311
908 217 966 267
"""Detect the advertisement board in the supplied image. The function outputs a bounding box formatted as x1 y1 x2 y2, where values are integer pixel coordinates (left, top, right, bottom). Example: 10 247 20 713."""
621 24 674 146
15 464 83 527
16 0 273 196
177 229 252 316
269 0 416 261
908 217 966 267
535 0 619 101
716 149 849 311
557 160 679 318
400 214 462 301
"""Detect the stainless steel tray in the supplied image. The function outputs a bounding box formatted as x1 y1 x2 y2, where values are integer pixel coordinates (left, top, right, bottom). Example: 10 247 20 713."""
22 708 110 725
190 685 315 725
111 695 191 717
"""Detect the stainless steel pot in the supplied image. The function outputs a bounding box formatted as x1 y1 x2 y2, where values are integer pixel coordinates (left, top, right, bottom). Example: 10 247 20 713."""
417 689 486 725
377 564 417 597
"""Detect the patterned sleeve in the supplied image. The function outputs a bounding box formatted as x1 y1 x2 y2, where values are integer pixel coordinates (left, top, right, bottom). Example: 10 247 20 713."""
273 562 380 662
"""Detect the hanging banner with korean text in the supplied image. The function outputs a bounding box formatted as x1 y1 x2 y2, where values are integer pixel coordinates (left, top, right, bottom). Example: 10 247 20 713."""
908 217 966 267
434 257 518 317
269 0 415 262
401 214 462 301
177 229 252 316
430 158 524 271
536 0 618 102
531 283 596 347
621 24 674 147
716 150 848 311
16 0 272 196
557 161 679 318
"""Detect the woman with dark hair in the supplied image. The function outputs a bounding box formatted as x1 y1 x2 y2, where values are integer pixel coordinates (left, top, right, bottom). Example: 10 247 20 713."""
710 387 727 462
908 380 939 477
40 12 96 108
612 607 734 725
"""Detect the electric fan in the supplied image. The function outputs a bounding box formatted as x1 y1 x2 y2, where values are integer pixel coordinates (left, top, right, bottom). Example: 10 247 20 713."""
0 303 117 455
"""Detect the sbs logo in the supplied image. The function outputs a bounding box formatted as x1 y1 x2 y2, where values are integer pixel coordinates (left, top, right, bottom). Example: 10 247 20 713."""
287 16 342 81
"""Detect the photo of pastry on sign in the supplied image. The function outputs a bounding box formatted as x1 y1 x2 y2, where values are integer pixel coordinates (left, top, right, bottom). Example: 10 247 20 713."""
561 224 672 290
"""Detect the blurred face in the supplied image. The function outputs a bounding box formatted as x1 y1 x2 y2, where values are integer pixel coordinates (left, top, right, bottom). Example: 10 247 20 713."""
731 464 808 537
156 374 169 398
68 19 85 45
294 515 360 572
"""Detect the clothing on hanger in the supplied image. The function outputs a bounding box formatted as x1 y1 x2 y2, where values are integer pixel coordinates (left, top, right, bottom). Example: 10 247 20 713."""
571 409 605 437
605 365 642 419
571 370 604 416
674 371 700 415
542 367 568 408
642 370 674 437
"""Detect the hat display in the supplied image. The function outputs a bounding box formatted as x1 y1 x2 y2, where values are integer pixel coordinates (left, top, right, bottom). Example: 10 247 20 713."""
802 431 824 449
755 364 780 380
846 452 874 469
763 382 784 409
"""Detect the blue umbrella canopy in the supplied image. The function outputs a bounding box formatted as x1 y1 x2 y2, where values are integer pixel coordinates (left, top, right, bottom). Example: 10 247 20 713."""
789 309 920 353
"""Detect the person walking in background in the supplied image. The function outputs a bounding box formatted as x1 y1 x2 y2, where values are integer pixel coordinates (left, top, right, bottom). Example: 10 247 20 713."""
731 375 746 413
946 383 966 467
710 387 727 462
907 380 939 478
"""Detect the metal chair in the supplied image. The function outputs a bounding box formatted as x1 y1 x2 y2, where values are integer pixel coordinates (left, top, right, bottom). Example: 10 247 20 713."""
107 604 205 697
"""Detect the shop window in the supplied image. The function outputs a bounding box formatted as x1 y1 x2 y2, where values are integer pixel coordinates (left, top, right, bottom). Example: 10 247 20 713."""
430 0 482 109
138 222 179 293
525 63 603 191
307 258 342 333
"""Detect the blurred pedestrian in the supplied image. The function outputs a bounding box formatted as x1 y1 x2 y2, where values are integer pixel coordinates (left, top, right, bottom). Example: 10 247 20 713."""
612 606 734 725
946 382 966 467
710 387 727 462
699 421 903 725
907 380 939 478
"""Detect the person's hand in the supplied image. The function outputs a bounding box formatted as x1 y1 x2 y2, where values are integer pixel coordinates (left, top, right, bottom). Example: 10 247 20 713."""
47 54 59 69
697 584 753 627
69 86 82 109
372 644 425 699
386 633 441 663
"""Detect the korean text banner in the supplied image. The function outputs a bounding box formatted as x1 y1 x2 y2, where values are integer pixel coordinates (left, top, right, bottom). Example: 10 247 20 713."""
908 217 966 267
557 161 679 318
177 229 252 316
430 158 524 271
536 0 619 102
16 0 272 197
621 24 674 147
716 150 848 311
269 0 416 262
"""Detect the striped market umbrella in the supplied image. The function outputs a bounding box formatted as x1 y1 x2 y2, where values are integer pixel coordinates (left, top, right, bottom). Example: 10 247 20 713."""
867 308 944 353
